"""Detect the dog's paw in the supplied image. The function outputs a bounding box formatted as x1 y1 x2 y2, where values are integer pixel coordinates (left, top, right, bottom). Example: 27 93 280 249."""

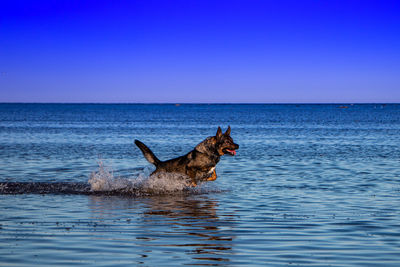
206 169 217 181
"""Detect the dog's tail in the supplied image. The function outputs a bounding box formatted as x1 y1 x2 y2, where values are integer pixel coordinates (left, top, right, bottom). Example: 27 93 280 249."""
135 140 161 166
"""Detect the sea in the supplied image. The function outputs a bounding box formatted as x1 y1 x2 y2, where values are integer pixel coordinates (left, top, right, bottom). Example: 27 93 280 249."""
0 103 400 266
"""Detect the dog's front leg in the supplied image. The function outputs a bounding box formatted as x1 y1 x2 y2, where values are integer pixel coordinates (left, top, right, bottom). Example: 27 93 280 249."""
207 169 217 181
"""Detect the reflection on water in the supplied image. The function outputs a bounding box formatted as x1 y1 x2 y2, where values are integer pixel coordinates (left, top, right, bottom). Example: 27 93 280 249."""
89 195 237 265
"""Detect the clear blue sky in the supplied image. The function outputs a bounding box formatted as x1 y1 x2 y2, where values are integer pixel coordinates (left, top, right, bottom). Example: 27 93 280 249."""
1 0 399 103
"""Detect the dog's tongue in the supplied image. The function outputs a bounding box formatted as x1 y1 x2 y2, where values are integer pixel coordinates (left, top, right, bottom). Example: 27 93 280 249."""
227 149 236 156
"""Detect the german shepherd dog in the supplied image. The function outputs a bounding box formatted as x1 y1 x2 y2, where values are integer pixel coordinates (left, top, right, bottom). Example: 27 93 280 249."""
135 126 239 186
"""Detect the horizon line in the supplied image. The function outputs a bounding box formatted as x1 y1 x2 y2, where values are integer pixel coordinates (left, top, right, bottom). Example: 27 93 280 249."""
0 102 399 105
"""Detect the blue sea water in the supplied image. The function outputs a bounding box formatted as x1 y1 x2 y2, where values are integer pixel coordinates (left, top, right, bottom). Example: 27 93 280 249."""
1 103 400 266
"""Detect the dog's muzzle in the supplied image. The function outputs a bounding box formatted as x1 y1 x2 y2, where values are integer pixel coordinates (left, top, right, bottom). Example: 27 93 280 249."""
224 144 239 156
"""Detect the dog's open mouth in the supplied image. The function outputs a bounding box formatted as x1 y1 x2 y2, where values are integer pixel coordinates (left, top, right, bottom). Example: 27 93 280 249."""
224 149 236 156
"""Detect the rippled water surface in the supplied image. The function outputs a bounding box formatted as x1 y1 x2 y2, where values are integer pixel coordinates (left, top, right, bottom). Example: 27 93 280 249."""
1 103 400 266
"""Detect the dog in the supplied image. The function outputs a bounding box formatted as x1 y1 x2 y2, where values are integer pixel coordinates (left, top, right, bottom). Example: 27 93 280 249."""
135 126 239 186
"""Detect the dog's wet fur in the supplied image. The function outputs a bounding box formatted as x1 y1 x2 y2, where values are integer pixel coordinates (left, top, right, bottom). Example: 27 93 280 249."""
135 126 239 186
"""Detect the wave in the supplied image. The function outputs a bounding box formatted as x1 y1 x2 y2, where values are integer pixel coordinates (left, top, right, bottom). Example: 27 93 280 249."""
0 181 91 195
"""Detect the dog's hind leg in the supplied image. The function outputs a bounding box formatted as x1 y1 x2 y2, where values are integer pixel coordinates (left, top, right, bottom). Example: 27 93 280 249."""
186 169 198 187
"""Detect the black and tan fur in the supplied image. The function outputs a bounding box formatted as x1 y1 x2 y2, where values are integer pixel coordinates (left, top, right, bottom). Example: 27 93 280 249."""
135 126 239 186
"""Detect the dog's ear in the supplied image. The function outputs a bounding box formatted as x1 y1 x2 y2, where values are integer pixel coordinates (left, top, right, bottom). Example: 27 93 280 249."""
216 127 222 139
225 126 231 136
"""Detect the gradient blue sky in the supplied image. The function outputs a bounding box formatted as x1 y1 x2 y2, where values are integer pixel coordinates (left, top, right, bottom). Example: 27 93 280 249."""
1 0 399 103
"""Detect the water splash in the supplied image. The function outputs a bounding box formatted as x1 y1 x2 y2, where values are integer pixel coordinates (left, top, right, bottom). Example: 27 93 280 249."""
88 160 215 196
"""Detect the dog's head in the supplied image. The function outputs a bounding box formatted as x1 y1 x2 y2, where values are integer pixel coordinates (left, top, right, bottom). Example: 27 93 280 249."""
215 126 239 156
196 126 239 156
